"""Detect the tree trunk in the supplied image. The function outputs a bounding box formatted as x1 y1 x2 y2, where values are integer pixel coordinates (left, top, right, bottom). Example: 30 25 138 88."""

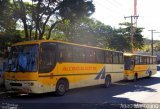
23 20 29 40
34 28 38 40
47 21 61 40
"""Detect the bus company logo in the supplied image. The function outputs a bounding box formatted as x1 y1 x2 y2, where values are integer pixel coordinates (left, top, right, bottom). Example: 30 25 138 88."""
95 67 105 80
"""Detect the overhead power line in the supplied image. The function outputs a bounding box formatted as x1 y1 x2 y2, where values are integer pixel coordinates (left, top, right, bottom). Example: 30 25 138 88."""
94 0 130 17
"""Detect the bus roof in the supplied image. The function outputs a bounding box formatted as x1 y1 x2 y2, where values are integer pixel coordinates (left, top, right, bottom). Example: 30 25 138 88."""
12 40 123 53
124 52 156 57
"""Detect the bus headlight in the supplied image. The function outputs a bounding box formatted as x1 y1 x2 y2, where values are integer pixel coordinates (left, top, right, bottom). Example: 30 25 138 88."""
26 82 34 86
30 82 34 86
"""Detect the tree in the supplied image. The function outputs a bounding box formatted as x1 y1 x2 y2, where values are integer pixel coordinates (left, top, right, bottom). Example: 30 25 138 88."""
133 27 144 49
12 0 95 40
48 18 145 52
0 0 17 32
0 31 23 57
53 18 114 47
0 0 23 57
116 22 144 51
106 29 131 51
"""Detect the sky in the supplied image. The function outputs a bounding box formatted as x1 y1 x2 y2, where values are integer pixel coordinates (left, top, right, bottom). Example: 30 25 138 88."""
91 0 160 40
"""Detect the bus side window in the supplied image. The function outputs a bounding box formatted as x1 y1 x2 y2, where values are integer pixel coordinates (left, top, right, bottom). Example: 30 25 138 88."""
96 49 105 63
135 56 139 65
113 52 119 64
150 57 153 64
119 53 124 64
147 57 150 64
39 43 57 73
85 48 96 63
130 59 135 70
131 59 135 65
105 51 112 64
58 44 73 62
73 46 85 63
153 57 157 64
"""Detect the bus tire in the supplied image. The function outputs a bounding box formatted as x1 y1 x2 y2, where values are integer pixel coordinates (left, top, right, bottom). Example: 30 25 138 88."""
133 74 138 82
104 75 111 88
148 71 152 78
55 79 68 96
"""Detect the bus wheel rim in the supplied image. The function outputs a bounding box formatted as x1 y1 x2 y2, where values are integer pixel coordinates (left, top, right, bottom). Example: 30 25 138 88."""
58 84 65 93
105 77 110 87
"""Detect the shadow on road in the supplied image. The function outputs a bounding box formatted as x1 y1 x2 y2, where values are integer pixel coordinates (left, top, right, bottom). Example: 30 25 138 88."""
1 76 160 109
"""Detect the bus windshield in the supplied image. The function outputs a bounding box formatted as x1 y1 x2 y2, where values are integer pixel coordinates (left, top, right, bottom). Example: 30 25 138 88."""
7 44 38 72
124 56 131 70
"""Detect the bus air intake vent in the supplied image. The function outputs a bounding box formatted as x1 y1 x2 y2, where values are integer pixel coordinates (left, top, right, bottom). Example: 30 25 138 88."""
10 83 22 87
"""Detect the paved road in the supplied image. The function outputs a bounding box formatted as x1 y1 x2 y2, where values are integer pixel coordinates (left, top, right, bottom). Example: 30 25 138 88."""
0 73 160 109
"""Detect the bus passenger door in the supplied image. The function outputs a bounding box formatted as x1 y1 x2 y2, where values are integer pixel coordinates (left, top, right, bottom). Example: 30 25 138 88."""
39 43 57 89
130 59 135 70
124 56 135 70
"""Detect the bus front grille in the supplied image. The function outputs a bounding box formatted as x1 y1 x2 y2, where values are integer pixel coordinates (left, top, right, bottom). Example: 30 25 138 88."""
10 83 22 87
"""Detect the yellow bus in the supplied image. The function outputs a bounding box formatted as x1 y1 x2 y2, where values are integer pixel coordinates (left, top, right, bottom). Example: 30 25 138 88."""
4 40 124 95
124 53 157 81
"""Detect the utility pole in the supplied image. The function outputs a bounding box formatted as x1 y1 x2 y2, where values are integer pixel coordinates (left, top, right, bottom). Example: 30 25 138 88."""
124 0 139 53
148 30 156 55
134 0 137 16
124 15 139 53
134 0 138 26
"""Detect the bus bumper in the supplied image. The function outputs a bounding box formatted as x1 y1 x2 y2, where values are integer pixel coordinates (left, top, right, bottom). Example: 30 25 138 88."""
5 80 55 94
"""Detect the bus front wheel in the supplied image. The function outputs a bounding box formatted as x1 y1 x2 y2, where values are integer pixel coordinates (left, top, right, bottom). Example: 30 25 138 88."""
104 75 111 88
55 79 68 96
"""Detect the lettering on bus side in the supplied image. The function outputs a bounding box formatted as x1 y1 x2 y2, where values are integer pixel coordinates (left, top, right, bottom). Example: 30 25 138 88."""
95 67 105 80
62 66 97 71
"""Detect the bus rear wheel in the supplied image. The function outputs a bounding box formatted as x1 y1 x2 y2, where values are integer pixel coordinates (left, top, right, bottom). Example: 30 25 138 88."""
133 74 138 82
104 75 111 88
55 79 68 96
148 71 152 78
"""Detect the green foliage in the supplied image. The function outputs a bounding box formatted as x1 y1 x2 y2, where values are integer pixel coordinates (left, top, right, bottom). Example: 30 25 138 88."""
0 0 145 54
53 18 109 46
0 0 17 32
106 29 131 51
54 18 144 51
117 23 144 51
59 0 95 22
11 0 95 40
133 28 144 49
0 31 24 57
